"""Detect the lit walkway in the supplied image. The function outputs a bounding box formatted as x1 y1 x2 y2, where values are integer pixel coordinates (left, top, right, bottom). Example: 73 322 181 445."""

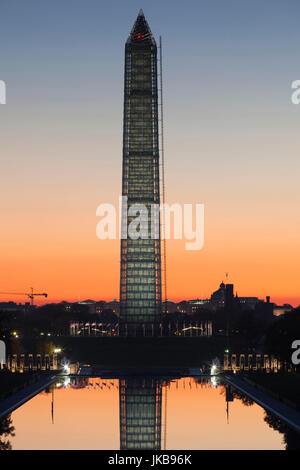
0 374 57 420
224 375 300 433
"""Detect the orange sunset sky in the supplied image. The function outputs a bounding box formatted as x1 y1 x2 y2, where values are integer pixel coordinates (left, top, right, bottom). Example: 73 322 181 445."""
1 2 300 307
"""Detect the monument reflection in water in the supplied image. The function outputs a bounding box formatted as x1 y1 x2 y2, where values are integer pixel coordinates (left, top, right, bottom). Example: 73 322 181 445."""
119 377 162 450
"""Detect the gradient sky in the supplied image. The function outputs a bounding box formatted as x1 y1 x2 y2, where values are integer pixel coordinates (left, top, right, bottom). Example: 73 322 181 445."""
0 0 300 305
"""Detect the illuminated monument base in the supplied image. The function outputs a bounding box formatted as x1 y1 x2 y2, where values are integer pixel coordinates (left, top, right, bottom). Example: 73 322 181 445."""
119 322 162 337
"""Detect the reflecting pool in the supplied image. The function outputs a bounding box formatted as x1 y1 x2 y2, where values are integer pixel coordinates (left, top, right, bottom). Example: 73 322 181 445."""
1 375 298 450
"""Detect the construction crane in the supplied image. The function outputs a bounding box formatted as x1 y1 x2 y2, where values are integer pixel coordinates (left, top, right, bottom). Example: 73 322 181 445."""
0 288 48 306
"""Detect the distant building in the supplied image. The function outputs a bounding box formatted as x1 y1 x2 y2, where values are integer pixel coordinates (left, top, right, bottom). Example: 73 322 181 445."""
165 300 177 314
0 301 30 312
76 299 96 314
209 281 235 311
105 300 120 316
81 301 107 315
189 299 210 313
187 280 279 325
62 300 119 316
176 301 192 315
95 301 106 315
254 296 274 323
210 281 226 306
273 304 293 317
62 302 72 312
238 297 261 310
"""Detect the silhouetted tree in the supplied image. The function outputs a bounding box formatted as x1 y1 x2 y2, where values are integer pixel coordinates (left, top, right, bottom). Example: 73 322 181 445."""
264 411 300 450
264 309 300 365
0 414 15 450
0 310 11 338
231 389 255 407
234 310 266 347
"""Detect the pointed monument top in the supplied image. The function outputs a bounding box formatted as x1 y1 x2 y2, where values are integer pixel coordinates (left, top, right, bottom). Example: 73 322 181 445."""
127 10 156 45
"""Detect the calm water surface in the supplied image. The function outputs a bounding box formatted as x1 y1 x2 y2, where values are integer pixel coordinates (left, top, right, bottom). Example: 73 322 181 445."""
1 376 294 450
